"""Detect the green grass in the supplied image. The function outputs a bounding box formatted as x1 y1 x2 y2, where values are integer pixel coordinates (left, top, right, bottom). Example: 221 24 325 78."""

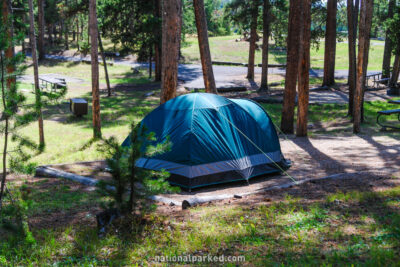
1 178 400 265
1 55 400 266
1 60 155 169
181 35 393 71
2 57 399 170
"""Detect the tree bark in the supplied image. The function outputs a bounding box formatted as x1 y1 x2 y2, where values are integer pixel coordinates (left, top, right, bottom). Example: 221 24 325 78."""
389 54 400 88
0 53 8 212
38 0 45 61
0 0 13 212
353 0 373 133
64 5 69 50
28 0 45 147
154 0 162 82
347 0 357 117
322 0 337 86
2 0 14 87
98 32 111 97
89 0 102 138
193 0 217 93
259 0 270 92
246 1 258 80
382 0 395 78
160 0 182 104
149 46 153 78
281 0 302 134
296 0 311 137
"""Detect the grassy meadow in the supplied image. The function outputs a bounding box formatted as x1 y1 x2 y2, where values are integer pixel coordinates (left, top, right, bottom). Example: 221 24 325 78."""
181 35 393 71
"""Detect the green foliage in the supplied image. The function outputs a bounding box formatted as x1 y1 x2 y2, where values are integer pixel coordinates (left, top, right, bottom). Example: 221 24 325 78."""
98 0 160 59
96 123 178 214
0 9 42 175
79 39 91 56
182 0 231 37
0 185 36 245
386 4 400 55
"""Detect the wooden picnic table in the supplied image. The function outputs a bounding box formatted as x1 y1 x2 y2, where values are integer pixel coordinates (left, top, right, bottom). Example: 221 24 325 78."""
34 76 67 92
376 99 400 130
365 72 390 88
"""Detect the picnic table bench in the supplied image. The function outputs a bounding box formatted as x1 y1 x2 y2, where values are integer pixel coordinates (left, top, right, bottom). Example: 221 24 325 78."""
377 100 400 130
366 72 390 88
32 76 67 93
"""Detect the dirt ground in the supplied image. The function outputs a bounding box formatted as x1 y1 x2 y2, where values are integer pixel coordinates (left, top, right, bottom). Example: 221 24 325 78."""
7 167 399 230
40 135 400 205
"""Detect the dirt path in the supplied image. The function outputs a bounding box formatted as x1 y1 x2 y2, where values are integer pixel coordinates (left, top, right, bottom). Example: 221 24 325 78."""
41 135 399 204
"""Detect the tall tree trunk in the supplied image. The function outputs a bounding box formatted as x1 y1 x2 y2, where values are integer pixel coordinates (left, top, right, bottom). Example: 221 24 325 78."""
0 0 13 211
154 0 162 82
382 0 395 78
89 0 102 138
38 0 45 61
0 53 8 212
48 25 53 46
64 19 69 49
322 0 337 86
3 0 14 87
296 0 311 137
347 0 357 117
154 43 161 81
353 0 373 133
389 54 400 88
247 1 258 80
160 0 182 104
193 0 217 93
360 22 372 123
259 0 270 92
281 0 302 134
98 32 111 97
149 46 153 78
28 0 45 147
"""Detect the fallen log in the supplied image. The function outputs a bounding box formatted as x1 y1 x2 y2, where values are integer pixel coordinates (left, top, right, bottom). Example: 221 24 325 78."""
35 166 182 206
182 194 233 209
180 171 390 209
35 166 98 186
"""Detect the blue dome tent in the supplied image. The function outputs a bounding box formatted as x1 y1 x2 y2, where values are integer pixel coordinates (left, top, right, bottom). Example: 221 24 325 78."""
122 93 290 189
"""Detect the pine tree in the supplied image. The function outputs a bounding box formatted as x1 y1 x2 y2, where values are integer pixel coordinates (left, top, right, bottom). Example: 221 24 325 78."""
96 123 178 216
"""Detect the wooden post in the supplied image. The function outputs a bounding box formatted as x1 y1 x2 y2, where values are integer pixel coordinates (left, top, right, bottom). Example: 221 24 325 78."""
160 0 182 104
193 0 217 93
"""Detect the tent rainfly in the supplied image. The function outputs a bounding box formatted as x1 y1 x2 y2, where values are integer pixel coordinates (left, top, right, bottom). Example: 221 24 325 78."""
122 93 290 190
